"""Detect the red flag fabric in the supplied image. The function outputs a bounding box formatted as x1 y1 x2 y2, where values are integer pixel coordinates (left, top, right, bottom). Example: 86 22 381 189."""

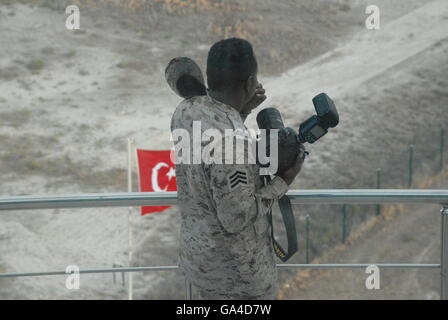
136 149 176 215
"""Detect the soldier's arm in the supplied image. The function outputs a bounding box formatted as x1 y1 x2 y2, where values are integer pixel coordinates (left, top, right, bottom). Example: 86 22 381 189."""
206 138 289 234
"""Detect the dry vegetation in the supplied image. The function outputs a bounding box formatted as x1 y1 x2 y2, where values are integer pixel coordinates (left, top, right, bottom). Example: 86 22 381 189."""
0 0 360 75
1 0 444 299
0 133 127 191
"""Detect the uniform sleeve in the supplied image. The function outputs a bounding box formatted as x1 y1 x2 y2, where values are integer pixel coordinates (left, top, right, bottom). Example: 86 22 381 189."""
207 136 289 234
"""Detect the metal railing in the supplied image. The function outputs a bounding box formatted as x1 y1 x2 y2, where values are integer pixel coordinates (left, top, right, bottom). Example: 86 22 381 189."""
1 189 448 299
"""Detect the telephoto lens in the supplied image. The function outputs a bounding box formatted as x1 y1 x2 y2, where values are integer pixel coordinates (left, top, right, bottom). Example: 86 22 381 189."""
256 93 339 174
256 108 303 175
256 107 286 130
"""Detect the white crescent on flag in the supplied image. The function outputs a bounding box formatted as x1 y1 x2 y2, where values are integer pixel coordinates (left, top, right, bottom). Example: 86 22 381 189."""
151 162 176 192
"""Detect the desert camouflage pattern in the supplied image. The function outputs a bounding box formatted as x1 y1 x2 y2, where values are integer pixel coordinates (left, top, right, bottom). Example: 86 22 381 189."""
171 93 289 300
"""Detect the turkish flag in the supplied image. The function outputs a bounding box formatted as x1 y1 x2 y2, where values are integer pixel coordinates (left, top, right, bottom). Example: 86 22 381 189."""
136 149 177 215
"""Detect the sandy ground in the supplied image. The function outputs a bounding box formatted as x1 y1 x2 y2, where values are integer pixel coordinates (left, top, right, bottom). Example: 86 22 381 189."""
0 0 447 299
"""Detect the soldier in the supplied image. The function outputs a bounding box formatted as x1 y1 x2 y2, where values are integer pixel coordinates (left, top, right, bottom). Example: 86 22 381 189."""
170 38 305 300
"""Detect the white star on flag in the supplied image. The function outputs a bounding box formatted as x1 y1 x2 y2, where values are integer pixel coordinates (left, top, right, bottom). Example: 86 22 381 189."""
166 167 176 180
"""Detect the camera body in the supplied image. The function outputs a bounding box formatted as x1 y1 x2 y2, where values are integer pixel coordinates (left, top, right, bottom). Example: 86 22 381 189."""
298 93 339 143
256 93 339 174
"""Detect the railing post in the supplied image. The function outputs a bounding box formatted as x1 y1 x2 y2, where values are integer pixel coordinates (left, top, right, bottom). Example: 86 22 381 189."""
305 215 310 264
342 205 347 243
441 206 448 300
376 168 381 215
185 278 192 300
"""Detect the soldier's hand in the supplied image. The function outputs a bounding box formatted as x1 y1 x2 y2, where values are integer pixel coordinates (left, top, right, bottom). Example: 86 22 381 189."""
278 144 306 186
244 83 266 114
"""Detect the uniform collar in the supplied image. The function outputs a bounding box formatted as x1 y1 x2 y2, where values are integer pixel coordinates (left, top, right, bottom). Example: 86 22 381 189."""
206 90 243 121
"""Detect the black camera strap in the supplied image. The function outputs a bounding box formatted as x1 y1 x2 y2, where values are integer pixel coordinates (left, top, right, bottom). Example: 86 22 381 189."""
265 177 298 262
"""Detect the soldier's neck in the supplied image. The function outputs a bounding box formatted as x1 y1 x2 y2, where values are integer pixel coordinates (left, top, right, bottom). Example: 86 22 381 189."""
208 89 244 113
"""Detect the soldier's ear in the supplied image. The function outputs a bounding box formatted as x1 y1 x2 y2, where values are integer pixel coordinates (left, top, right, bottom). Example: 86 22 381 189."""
244 75 256 94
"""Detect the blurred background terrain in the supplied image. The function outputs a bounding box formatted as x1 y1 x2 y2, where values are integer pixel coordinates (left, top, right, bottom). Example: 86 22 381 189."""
1 0 447 299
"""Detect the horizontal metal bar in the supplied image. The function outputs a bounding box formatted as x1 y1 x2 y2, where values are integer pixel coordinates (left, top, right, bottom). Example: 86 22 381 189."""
287 190 448 205
0 266 180 278
0 264 440 278
277 263 441 269
1 190 448 211
0 192 178 211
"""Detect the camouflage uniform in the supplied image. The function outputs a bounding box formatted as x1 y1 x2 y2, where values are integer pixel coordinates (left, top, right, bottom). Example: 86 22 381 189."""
171 93 289 300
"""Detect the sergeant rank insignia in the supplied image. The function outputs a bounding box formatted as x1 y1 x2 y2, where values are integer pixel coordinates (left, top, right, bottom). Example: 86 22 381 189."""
228 170 248 191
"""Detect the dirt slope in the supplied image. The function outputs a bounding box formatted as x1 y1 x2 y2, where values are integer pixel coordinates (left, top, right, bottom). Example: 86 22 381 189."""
271 0 448 290
1 0 447 299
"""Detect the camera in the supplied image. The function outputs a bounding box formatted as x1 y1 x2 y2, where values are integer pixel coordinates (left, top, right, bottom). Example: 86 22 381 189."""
256 93 339 174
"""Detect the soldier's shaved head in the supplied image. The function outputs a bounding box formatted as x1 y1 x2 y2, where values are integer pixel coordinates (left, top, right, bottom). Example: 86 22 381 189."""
206 38 258 91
